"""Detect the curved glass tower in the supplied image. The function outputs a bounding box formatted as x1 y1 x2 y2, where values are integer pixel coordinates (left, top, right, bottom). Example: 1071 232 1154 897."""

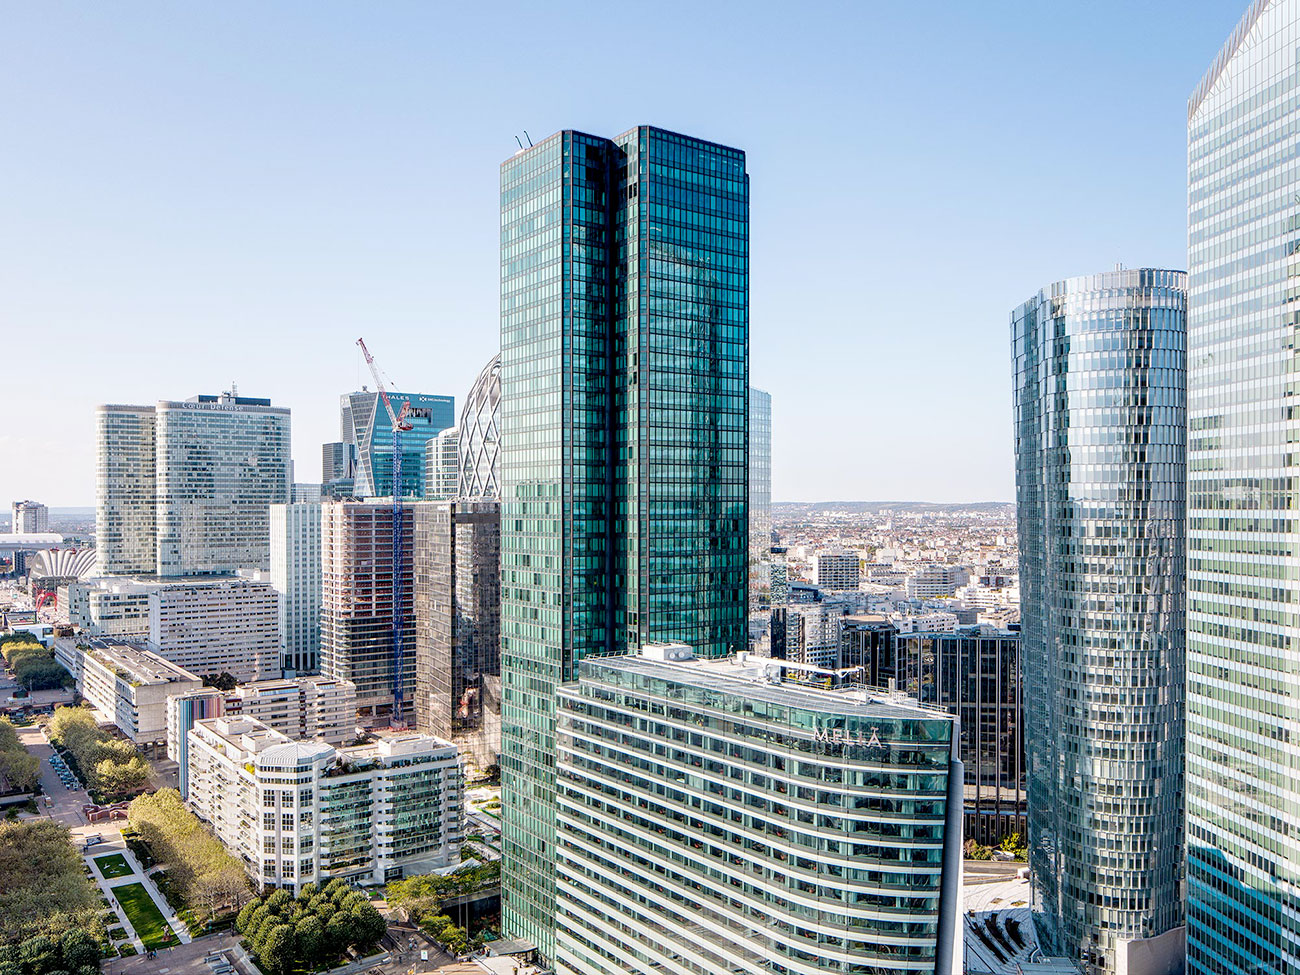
1012 268 1186 975
457 353 501 501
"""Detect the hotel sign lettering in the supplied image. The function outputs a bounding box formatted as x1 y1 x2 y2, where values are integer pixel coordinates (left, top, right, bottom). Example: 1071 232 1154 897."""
813 727 885 748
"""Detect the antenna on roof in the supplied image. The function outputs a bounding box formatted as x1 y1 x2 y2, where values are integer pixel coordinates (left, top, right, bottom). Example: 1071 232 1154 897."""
515 135 524 150
524 130 533 147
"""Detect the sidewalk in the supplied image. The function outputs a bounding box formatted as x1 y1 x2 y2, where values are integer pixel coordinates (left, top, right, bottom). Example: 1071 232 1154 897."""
85 835 192 952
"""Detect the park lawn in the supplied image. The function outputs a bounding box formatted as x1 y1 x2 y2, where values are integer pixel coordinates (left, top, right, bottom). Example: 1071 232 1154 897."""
95 853 134 879
111 882 176 950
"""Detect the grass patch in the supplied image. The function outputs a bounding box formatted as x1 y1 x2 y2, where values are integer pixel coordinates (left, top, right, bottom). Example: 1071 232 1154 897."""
95 853 134 879
111 882 176 950
118 945 137 957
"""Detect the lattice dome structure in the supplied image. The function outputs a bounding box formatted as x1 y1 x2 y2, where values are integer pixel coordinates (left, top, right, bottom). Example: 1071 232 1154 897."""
457 354 501 501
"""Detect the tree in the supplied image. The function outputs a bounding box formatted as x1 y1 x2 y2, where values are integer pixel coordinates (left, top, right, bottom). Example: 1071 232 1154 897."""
349 904 386 952
58 931 98 972
19 936 58 975
202 673 238 692
259 924 295 975
236 901 260 934
0 963 20 975
93 755 148 800
324 913 353 955
294 916 325 970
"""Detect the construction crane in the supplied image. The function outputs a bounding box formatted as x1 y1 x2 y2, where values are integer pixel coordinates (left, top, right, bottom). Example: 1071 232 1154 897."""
356 337 413 723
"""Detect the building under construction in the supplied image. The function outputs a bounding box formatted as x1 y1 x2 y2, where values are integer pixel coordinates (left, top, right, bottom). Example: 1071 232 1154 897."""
320 500 415 717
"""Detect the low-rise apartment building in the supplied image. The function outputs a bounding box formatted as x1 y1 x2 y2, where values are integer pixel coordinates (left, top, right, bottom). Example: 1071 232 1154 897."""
58 638 203 743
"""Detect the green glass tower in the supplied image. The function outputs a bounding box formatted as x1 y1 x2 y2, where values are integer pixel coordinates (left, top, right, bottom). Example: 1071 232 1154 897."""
498 126 749 962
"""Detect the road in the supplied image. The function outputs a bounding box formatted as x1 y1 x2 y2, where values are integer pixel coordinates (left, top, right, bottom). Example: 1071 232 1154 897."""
18 722 90 826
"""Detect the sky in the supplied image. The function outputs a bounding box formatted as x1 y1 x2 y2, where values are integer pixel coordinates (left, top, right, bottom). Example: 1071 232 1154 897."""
0 1 1250 506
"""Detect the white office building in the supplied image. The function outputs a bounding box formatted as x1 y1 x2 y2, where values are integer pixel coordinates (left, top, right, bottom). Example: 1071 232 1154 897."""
186 715 463 893
148 578 280 681
270 502 322 675
554 644 963 975
96 405 157 575
425 428 461 502
58 638 203 743
69 579 154 640
96 393 291 578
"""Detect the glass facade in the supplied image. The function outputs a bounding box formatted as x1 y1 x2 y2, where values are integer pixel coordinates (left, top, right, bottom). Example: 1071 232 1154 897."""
412 500 501 769
553 652 961 975
499 126 749 962
749 386 772 605
155 395 291 577
458 353 502 501
342 390 455 499
1187 4 1300 972
96 404 157 575
1012 269 1186 974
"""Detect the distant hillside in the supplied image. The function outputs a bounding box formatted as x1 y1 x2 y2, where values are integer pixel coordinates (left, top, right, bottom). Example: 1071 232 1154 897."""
773 501 1014 516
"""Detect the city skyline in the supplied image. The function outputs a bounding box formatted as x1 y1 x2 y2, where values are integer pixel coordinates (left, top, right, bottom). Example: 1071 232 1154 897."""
0 2 1248 507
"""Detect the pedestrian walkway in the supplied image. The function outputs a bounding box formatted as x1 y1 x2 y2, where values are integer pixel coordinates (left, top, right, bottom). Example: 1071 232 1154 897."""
84 835 192 953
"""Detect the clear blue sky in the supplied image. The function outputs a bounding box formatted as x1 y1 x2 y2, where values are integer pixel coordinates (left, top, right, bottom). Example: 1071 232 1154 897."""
0 1 1247 506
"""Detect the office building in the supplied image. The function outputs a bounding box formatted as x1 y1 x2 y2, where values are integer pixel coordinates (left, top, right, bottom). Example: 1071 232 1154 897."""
291 483 321 503
554 644 962 975
70 579 153 639
499 126 749 961
155 393 291 576
342 391 454 499
148 578 281 681
1187 6 1300 973
57 638 203 744
96 405 157 575
891 628 1024 845
457 354 502 501
270 502 322 674
748 387 771 605
769 599 844 668
905 564 968 599
96 393 291 577
11 500 48 534
166 688 225 798
1013 268 1186 974
813 548 859 591
186 715 462 893
840 614 898 686
425 428 460 502
166 675 356 798
321 441 356 499
412 500 500 768
319 500 414 716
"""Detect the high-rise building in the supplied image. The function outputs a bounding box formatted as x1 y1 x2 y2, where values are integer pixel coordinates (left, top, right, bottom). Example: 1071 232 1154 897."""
96 393 291 577
319 500 414 716
890 628 1024 845
186 716 462 893
11 500 48 535
412 501 500 769
341 391 454 499
269 502 322 675
96 404 157 575
748 386 771 604
147 578 282 681
1187 6 1300 973
424 428 460 502
769 599 844 668
165 688 225 798
1013 269 1186 974
321 441 356 499
458 354 502 501
553 644 963 975
155 393 291 576
499 126 749 961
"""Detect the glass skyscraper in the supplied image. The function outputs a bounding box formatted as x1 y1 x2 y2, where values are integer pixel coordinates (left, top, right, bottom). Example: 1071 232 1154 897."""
1012 269 1186 975
341 390 455 499
499 126 749 962
1187 4 1300 972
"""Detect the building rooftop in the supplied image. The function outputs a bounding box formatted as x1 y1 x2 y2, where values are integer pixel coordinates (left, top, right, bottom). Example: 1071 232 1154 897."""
81 639 201 685
587 645 954 723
